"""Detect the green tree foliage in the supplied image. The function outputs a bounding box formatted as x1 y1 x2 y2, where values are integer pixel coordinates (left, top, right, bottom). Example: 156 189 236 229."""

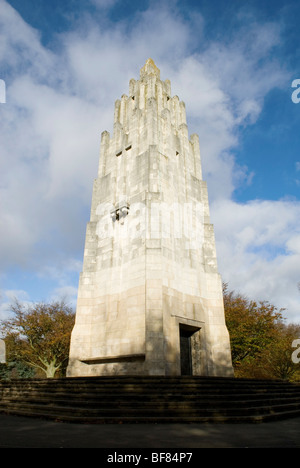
223 283 300 381
0 360 35 380
1 301 75 378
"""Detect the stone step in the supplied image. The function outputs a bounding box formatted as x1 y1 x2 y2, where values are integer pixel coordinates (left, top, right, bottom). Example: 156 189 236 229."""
0 375 291 383
1 401 300 425
2 398 300 416
1 379 299 392
2 405 295 424
2 396 300 413
2 391 300 405
1 376 300 424
1 379 299 396
2 387 300 399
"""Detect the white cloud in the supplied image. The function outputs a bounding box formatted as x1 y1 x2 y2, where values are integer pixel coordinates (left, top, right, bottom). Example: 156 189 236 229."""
0 1 55 80
212 199 300 322
0 289 32 322
49 286 78 309
0 0 299 323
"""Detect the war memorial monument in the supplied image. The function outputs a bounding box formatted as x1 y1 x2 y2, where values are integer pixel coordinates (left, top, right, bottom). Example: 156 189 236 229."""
67 59 233 378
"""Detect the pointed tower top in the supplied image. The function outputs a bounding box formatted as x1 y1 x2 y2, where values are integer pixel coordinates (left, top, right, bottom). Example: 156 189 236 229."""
140 58 160 79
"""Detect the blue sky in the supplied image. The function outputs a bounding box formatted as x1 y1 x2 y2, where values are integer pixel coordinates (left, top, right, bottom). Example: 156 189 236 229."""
0 0 300 323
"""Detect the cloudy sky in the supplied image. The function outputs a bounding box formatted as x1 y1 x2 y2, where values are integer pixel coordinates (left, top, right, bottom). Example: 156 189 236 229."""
0 0 300 323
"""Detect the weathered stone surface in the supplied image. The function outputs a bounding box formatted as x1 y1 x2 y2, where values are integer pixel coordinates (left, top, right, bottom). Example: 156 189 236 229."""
67 59 234 377
0 339 5 364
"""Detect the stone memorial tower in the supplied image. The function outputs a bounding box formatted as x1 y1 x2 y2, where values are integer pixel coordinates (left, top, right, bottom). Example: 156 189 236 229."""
67 59 233 378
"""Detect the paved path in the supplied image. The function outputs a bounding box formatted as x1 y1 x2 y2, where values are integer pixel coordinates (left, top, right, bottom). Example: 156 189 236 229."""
0 414 299 448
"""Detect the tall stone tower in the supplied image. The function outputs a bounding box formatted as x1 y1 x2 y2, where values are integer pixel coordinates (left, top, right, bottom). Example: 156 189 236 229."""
67 59 233 378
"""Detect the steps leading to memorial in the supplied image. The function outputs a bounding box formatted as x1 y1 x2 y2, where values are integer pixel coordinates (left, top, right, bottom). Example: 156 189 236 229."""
1 376 300 424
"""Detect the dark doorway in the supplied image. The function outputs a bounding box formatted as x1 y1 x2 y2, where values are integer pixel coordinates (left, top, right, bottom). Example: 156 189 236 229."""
180 327 193 375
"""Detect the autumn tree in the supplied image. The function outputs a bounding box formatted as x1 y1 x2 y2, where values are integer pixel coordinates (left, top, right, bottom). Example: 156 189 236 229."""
1 300 75 378
223 283 285 376
259 323 300 381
